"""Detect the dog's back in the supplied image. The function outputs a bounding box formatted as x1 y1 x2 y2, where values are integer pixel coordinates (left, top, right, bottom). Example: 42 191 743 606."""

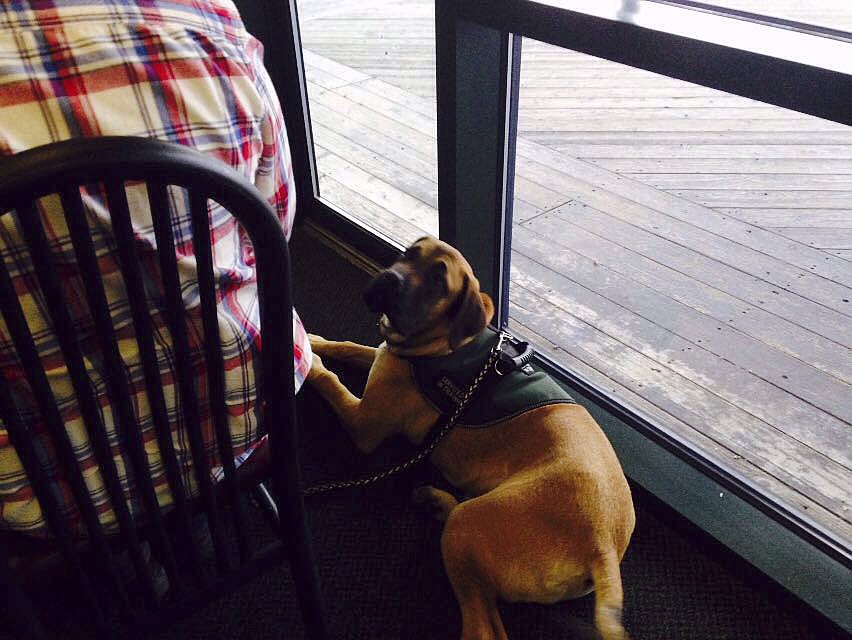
428 401 635 640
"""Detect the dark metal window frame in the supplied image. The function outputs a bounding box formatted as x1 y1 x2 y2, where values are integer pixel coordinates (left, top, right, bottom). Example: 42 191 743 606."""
250 0 851 632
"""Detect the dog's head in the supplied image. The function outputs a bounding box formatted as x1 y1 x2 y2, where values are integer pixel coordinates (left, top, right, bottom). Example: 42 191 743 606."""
364 236 494 352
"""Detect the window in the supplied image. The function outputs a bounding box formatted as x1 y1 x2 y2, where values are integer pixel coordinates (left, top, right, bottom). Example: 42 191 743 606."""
297 0 438 246
509 40 852 544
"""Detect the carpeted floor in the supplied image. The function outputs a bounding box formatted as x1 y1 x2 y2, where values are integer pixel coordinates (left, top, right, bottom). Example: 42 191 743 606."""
7 226 847 639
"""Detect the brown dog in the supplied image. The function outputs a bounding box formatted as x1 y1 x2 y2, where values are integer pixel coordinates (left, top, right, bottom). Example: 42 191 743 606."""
307 236 635 640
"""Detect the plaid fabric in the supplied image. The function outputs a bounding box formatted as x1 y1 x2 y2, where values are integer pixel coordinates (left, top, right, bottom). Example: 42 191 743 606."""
0 0 311 534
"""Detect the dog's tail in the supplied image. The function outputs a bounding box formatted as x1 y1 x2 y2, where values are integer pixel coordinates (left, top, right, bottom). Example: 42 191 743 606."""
590 548 630 640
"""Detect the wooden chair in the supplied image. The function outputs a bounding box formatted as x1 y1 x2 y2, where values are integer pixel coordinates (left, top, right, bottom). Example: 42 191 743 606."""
0 136 328 639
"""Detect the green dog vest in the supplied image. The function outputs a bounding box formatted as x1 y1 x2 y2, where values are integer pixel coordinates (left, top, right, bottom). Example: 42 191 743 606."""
407 328 575 428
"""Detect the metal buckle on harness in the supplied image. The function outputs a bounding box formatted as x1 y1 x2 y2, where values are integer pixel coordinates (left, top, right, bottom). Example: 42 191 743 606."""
495 335 535 376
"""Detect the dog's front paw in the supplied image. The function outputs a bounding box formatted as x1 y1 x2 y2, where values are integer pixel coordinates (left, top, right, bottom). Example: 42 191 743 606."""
306 352 329 383
308 333 329 354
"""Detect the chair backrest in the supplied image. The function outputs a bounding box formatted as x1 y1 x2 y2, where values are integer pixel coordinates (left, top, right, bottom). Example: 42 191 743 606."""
0 136 326 639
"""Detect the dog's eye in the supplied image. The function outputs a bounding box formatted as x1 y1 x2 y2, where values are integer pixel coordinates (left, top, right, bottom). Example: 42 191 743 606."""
430 263 448 294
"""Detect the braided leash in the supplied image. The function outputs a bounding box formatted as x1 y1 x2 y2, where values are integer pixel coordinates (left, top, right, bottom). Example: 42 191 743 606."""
302 331 509 497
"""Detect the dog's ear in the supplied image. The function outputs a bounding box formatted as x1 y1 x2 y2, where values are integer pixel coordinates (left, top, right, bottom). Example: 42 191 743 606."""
448 276 492 349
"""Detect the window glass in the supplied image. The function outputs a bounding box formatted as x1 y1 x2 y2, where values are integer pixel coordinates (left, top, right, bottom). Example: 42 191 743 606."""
509 38 852 544
298 0 438 245
691 0 852 32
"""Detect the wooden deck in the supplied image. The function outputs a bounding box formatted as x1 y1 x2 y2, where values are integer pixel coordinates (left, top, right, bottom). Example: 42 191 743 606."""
297 0 852 543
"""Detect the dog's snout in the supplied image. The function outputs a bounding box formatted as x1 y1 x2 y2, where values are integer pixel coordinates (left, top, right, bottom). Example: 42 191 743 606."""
364 269 405 312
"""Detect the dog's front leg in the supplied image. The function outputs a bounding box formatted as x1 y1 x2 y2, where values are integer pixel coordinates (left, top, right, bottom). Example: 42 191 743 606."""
309 334 377 369
308 348 426 454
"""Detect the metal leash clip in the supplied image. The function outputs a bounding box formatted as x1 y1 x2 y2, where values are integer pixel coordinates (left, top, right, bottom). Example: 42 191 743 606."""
495 335 535 376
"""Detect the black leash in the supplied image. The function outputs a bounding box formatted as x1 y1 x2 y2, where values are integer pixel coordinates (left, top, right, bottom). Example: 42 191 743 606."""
301 331 533 497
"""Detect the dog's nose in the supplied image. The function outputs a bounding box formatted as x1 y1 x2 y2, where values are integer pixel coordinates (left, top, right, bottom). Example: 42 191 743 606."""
364 269 404 313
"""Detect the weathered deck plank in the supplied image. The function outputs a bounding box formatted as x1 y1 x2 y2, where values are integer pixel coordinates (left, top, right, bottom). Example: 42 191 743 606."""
316 172 426 244
534 130 852 145
513 223 852 449
316 151 438 236
715 209 852 226
509 248 851 516
670 189 852 209
537 201 852 383
514 141 852 288
508 292 852 543
309 100 437 180
772 228 852 250
596 159 852 173
563 145 852 159
637 174 852 190
314 124 437 207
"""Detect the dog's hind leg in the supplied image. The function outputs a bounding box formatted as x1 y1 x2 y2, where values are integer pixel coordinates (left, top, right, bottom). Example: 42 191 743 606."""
454 590 507 640
412 486 459 521
441 503 509 640
590 548 630 640
443 559 507 640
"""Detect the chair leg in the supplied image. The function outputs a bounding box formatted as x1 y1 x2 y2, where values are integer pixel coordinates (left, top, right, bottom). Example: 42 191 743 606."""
277 492 329 640
252 482 327 637
252 482 280 529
